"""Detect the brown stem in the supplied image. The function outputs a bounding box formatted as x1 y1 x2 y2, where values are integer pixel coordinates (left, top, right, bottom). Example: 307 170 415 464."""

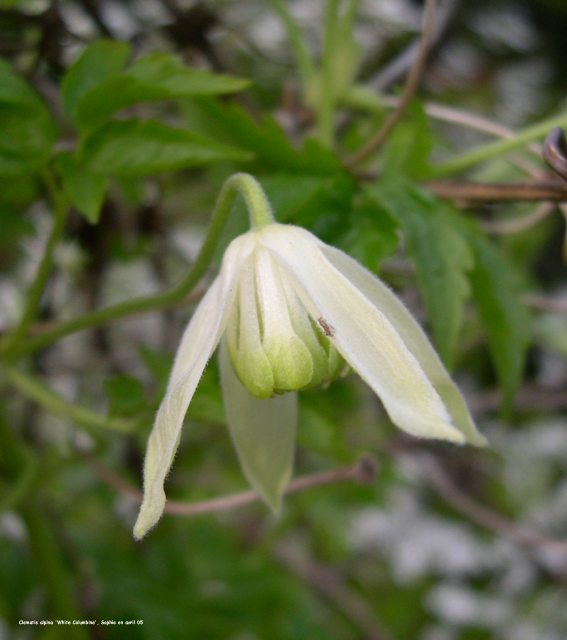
417 453 567 550
82 453 378 516
275 544 395 640
524 293 567 313
346 0 437 167
369 0 458 92
425 179 567 202
481 202 554 234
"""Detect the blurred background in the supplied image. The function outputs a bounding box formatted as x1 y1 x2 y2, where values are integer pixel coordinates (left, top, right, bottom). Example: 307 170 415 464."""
2 0 567 638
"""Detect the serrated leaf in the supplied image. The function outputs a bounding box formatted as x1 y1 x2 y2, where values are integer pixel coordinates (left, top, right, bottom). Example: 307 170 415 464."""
0 58 56 174
258 172 355 228
81 118 253 176
338 198 399 272
76 52 251 129
368 177 473 368
467 231 530 410
61 39 131 125
104 373 146 417
381 99 432 178
55 152 107 224
182 97 342 175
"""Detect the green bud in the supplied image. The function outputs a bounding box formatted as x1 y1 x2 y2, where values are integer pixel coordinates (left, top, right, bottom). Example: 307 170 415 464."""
227 242 347 398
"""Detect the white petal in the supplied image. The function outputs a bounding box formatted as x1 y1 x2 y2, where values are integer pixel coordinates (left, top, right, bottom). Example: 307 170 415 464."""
168 231 256 387
219 337 297 513
260 225 466 444
133 233 254 540
320 243 487 446
276 260 330 386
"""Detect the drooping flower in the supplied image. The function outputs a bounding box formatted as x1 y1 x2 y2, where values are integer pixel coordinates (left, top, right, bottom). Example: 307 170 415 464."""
133 174 486 540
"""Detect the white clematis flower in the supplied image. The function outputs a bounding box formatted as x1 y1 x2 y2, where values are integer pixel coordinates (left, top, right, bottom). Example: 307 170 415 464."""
133 175 486 540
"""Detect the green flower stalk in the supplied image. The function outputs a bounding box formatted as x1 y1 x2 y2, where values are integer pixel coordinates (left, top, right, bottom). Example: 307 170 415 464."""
133 174 486 540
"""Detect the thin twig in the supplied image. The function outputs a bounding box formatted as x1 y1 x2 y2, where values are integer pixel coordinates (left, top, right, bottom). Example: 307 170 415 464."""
416 453 567 550
414 99 543 157
468 382 567 416
481 202 554 234
523 293 567 313
369 0 459 92
424 180 567 202
430 111 567 178
346 91 543 159
82 453 379 516
3 174 260 358
275 544 395 640
346 0 437 167
6 170 70 350
2 364 137 434
559 203 567 263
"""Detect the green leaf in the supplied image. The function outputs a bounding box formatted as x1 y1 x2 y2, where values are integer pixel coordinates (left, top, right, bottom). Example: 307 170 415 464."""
81 118 253 176
0 173 39 208
338 197 399 272
0 58 56 174
76 52 251 129
55 152 107 224
368 177 473 368
381 100 433 179
467 231 531 410
61 39 131 125
0 206 35 250
258 173 355 228
182 97 342 175
0 60 44 105
104 373 146 417
185 363 225 425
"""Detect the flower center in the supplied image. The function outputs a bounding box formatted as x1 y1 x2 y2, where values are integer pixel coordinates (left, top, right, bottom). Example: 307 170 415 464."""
225 244 347 398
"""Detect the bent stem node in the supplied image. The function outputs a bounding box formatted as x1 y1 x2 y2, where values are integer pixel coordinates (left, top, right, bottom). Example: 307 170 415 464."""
2 174 270 358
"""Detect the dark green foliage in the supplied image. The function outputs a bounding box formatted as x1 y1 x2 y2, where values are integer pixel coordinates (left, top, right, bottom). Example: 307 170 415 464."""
81 119 253 176
0 59 56 175
467 231 531 410
369 177 473 369
55 152 107 224
182 97 343 175
0 3 561 636
61 40 132 127
104 374 147 417
74 52 250 130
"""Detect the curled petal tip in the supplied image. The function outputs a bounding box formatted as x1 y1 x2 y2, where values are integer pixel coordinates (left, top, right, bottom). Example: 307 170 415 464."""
133 490 166 540
469 431 489 447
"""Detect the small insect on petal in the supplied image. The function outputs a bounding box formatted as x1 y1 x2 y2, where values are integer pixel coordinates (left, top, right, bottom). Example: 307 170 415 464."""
317 317 335 337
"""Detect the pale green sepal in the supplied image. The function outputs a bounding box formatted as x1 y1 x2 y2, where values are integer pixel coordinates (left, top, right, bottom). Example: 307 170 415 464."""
260 225 466 444
233 257 274 398
278 264 330 388
320 244 487 447
255 247 314 391
219 338 297 513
